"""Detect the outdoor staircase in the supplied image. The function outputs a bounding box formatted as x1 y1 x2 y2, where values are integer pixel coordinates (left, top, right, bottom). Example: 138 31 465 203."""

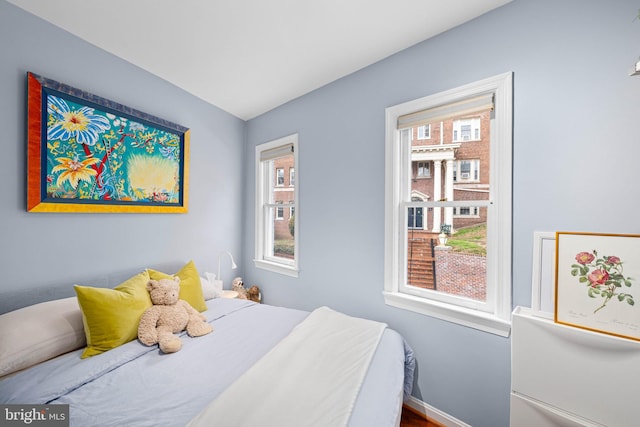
407 238 436 290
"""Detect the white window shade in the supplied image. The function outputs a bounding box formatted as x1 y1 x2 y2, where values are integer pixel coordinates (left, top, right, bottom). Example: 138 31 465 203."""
397 93 494 130
260 143 294 161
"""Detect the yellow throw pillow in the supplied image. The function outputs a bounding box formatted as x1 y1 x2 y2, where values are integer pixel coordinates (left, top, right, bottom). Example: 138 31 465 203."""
75 270 152 358
147 260 207 312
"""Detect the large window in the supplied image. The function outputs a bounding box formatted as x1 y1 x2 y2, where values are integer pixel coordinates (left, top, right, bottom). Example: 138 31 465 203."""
384 73 512 336
255 134 299 277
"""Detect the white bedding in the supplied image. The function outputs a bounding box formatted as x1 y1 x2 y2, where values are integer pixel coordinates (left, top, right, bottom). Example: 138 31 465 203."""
189 306 386 427
0 299 415 427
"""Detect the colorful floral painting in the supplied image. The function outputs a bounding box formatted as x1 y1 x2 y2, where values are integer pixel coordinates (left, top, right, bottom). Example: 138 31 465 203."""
556 232 640 341
27 72 189 213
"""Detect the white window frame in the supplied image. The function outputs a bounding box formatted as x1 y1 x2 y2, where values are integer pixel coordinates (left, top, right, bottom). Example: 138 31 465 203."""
255 134 299 277
384 73 512 337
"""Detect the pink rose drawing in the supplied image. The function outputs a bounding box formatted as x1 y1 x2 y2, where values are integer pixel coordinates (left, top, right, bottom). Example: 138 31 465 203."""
570 249 634 314
587 269 609 286
605 256 621 265
575 252 595 265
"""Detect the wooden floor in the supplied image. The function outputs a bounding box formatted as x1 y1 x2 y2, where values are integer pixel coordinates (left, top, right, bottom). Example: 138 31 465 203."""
400 405 443 427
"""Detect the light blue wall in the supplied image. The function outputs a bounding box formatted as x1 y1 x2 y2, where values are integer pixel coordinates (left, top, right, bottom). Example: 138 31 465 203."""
0 1 245 291
3 0 640 426
243 1 640 426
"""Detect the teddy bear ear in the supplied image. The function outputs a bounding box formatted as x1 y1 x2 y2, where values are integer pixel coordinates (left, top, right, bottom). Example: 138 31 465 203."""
147 279 158 290
173 276 181 284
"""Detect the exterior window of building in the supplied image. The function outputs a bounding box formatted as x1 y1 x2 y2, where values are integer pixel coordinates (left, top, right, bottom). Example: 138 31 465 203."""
417 125 430 139
453 159 480 182
453 118 481 141
384 73 513 336
417 161 430 178
408 207 424 229
454 206 479 217
255 134 299 277
460 160 471 179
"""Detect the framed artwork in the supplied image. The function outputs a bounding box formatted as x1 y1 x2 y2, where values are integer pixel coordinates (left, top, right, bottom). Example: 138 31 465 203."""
27 72 189 213
555 232 640 341
530 231 555 319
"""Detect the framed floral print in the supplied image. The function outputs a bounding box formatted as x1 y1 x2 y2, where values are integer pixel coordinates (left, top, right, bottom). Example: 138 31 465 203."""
555 231 640 341
27 72 189 213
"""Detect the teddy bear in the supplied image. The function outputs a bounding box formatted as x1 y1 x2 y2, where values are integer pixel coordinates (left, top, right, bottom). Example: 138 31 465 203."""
232 276 248 300
138 276 213 353
247 285 262 303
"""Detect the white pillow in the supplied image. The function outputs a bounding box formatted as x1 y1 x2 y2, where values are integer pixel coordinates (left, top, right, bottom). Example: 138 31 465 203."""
201 273 223 300
0 297 86 377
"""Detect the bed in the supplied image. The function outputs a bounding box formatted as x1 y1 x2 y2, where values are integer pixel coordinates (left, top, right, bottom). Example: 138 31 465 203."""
0 262 415 427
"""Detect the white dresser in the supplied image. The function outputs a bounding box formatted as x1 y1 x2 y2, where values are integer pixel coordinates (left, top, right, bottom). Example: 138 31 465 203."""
510 307 640 427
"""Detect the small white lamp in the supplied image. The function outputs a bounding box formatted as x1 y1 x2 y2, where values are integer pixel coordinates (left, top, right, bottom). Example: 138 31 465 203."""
216 251 237 289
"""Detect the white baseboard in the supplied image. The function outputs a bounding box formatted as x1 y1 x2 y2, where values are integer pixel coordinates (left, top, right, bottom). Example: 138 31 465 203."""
405 396 471 427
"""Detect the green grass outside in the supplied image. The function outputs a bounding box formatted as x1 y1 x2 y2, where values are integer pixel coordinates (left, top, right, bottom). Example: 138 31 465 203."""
447 223 486 256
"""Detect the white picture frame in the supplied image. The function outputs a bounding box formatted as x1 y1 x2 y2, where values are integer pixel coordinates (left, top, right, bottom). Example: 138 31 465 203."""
531 231 556 319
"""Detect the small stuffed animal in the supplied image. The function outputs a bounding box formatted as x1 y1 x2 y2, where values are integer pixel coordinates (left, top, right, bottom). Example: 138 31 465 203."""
247 285 261 303
138 277 213 353
232 276 248 300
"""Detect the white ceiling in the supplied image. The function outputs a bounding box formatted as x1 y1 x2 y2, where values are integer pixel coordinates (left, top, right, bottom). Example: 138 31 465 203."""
7 0 511 120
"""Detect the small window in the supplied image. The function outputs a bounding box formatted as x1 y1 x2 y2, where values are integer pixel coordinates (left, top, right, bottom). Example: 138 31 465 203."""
417 161 430 178
255 134 299 277
453 118 481 142
454 206 479 217
408 207 424 229
460 160 471 179
417 125 430 140
453 159 480 182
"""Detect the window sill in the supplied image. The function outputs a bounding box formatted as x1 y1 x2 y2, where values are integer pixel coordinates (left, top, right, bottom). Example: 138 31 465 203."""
254 259 298 278
383 291 511 337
